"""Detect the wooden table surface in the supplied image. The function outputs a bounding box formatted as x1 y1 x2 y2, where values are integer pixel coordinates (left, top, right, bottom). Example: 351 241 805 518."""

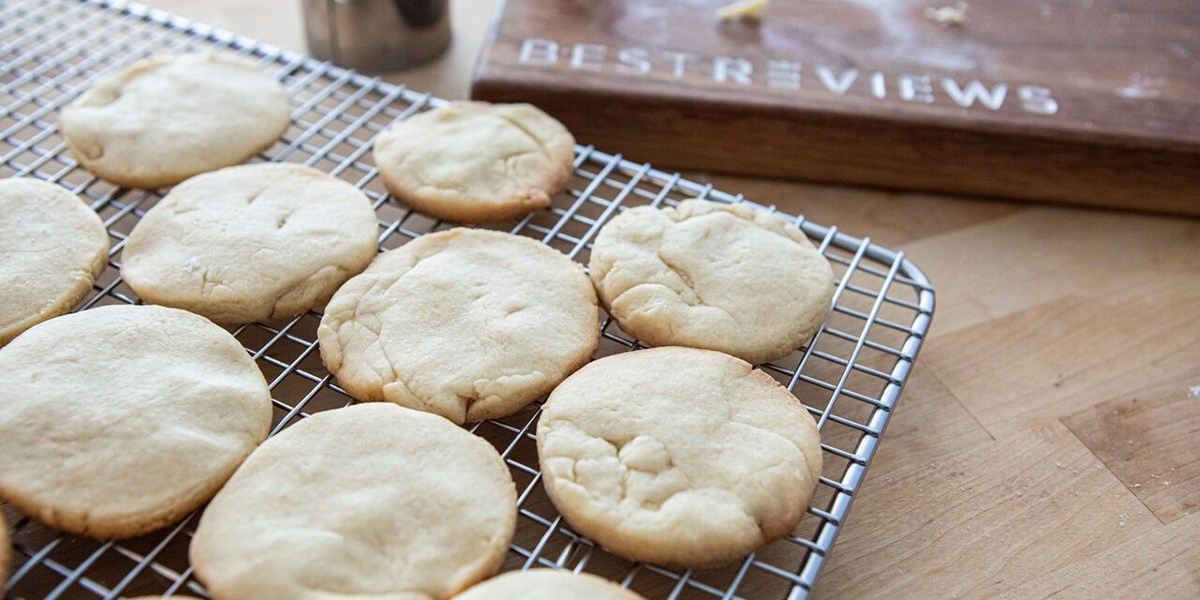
147 2 1200 598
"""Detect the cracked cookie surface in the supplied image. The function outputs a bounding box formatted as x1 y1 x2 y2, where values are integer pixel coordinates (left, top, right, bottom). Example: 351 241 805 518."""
0 305 272 539
59 53 290 189
191 403 517 600
318 228 599 424
589 199 835 365
372 102 574 223
121 163 379 324
537 347 823 568
0 178 109 346
454 569 646 600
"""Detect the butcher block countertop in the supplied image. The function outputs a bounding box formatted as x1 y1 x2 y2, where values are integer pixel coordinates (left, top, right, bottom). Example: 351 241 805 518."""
147 1 1200 597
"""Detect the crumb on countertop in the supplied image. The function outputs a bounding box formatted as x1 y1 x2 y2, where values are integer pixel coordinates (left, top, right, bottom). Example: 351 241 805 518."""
925 2 968 28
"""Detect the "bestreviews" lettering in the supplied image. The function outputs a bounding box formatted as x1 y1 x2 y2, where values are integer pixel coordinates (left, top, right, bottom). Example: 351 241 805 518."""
517 38 1058 116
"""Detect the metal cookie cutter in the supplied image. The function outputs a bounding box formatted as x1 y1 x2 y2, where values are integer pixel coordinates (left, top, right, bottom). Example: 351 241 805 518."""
302 0 451 72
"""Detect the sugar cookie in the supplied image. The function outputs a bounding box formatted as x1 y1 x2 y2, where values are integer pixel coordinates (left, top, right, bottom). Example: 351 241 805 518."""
0 305 272 539
318 229 598 424
0 178 109 345
60 53 290 188
373 102 574 222
537 347 823 568
191 403 517 600
589 199 835 364
121 163 378 324
453 569 646 600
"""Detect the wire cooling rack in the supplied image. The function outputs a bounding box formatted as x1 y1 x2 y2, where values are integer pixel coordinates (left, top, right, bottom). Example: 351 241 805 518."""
0 0 935 598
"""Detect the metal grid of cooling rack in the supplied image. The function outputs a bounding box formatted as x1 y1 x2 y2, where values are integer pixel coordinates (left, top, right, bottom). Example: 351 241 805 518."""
0 0 935 598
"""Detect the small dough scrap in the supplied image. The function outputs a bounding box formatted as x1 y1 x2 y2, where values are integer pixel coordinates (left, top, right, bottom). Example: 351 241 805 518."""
453 569 646 600
59 53 291 189
191 403 518 600
716 0 769 20
537 347 824 568
121 163 379 324
318 228 599 424
925 3 968 28
0 305 272 539
372 102 575 223
589 199 835 365
0 178 109 346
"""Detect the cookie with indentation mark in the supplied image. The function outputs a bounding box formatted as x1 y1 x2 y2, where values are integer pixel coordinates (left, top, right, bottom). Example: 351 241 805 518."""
191 403 517 600
537 347 823 568
454 569 647 600
372 101 575 223
317 228 599 424
59 53 290 189
121 163 379 324
589 199 835 365
0 304 272 540
0 178 109 346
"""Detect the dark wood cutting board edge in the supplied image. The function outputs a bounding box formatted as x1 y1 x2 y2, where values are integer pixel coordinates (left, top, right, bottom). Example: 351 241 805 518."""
471 0 1200 215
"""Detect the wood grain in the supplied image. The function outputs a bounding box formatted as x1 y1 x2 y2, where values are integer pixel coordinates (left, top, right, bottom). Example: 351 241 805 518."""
820 420 1160 599
1063 382 1200 524
923 275 1200 435
998 513 1200 599
472 0 1200 214
901 207 1200 334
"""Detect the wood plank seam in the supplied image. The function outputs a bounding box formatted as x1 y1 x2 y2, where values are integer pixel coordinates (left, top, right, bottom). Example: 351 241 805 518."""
921 363 996 442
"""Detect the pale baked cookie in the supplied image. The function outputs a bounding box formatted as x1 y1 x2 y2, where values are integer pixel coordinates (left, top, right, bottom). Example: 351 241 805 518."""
0 305 272 539
372 102 575 223
453 569 646 600
191 403 517 600
0 178 109 346
588 199 835 365
121 163 379 324
59 53 291 189
318 229 598 424
537 347 824 568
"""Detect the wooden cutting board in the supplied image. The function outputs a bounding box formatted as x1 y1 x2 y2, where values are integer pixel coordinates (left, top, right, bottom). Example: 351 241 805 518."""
471 0 1200 214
